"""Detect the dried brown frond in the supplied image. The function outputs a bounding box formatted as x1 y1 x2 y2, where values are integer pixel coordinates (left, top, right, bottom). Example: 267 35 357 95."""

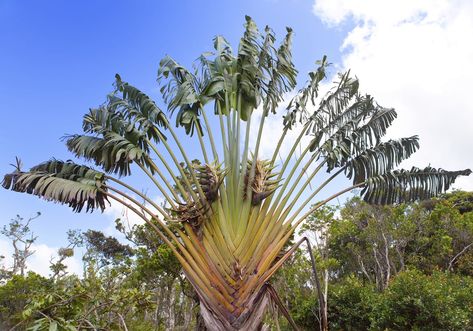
170 200 205 235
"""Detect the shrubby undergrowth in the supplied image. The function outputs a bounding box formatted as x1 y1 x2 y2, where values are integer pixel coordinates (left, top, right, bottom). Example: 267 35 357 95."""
1 191 472 330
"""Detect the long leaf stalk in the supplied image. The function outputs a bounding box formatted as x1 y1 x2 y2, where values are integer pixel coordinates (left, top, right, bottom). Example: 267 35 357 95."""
256 183 361 289
146 138 190 202
105 176 165 213
237 106 269 243
105 185 172 223
273 158 326 225
246 158 327 263
270 126 288 165
167 125 208 203
142 156 183 203
286 167 346 225
135 162 177 209
234 150 316 260
197 125 210 164
107 168 235 300
106 188 235 313
270 142 313 212
100 195 220 300
225 94 237 231
201 109 219 161
155 130 202 204
234 146 317 259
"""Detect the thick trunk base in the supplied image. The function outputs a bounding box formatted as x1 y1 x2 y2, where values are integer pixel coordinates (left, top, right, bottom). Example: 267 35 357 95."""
199 288 270 331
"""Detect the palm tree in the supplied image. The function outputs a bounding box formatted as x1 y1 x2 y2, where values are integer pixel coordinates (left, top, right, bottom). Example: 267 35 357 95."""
3 17 470 330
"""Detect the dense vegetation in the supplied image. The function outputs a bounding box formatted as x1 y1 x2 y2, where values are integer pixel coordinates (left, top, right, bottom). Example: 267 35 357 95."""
1 191 472 330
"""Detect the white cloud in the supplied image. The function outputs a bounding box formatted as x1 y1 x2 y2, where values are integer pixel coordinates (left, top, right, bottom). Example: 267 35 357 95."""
28 243 83 277
0 238 83 277
313 0 473 190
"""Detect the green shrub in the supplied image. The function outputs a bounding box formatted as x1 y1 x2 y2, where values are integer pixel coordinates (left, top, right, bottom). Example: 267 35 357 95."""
0 272 52 329
371 269 473 330
329 275 377 331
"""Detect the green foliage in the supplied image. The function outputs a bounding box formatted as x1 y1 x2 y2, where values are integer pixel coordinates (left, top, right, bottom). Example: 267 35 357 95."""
272 249 313 328
82 229 134 266
372 270 473 330
443 190 473 214
286 270 473 331
1 192 473 330
2 160 107 212
274 192 473 329
0 273 52 329
328 276 376 331
20 271 155 330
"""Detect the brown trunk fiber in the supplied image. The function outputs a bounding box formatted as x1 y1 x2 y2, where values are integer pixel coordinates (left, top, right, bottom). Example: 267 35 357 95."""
199 287 271 331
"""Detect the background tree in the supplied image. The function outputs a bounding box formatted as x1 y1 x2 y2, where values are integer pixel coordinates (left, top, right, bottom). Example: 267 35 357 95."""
1 212 40 278
3 17 470 330
287 191 473 330
299 205 339 326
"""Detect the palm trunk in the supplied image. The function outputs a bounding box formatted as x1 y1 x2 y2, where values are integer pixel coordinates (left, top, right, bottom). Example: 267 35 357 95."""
199 287 271 331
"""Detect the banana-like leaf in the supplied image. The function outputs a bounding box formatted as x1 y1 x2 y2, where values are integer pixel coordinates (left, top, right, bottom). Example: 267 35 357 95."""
66 132 153 177
237 16 262 120
309 71 359 135
310 94 376 147
214 35 233 55
259 25 277 114
318 107 398 170
258 26 276 78
82 106 130 136
205 36 235 105
74 105 157 176
345 136 420 184
284 56 329 128
2 160 108 212
275 27 297 90
361 167 472 204
158 56 204 136
113 74 169 142
263 27 298 115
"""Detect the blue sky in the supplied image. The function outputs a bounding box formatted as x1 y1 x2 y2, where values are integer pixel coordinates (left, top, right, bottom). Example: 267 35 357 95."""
0 0 349 273
1 0 472 275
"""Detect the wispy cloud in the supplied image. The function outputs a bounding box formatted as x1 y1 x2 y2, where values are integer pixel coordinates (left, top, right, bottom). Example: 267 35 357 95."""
313 0 473 190
0 238 83 277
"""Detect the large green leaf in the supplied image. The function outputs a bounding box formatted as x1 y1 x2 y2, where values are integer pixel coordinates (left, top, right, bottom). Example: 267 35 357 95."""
2 160 108 212
66 132 153 177
307 71 360 135
263 27 297 115
361 167 472 204
73 105 156 176
113 74 169 142
236 16 262 120
284 56 329 129
345 136 420 184
158 55 204 135
319 107 398 170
